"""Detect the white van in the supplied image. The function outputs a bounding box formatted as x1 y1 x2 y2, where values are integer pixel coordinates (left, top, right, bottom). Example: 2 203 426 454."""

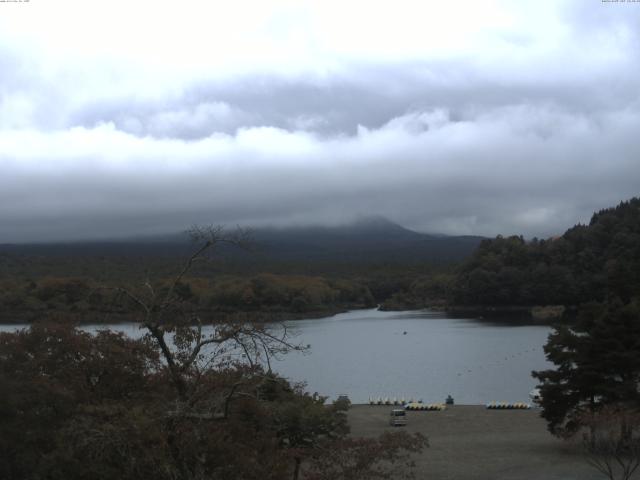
389 409 407 426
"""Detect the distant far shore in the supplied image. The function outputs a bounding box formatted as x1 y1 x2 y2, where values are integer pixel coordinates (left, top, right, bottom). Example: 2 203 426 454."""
0 305 364 326
381 302 572 323
446 304 571 322
0 303 574 326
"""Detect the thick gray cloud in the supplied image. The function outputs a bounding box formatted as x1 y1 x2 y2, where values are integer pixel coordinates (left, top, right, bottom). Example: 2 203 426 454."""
0 1 639 242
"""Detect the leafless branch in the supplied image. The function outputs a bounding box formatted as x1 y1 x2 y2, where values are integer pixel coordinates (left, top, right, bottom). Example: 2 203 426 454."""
580 405 640 480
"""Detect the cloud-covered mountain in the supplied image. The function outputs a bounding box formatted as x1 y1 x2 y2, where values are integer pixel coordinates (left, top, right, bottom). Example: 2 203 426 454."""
0 217 483 265
0 1 639 241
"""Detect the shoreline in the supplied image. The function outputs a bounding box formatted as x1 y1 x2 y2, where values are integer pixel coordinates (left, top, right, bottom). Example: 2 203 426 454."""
0 304 564 327
0 304 370 325
382 303 572 323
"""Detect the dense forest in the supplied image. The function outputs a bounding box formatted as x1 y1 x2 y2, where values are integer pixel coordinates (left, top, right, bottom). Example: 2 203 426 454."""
1 199 638 322
0 274 377 324
450 198 640 308
0 219 467 323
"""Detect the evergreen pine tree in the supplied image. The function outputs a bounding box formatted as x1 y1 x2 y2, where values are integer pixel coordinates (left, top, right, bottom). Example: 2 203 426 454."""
532 298 640 436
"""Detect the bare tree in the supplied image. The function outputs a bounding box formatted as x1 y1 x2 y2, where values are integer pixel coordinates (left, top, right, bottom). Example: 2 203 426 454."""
100 225 312 479
580 405 640 480
107 225 305 404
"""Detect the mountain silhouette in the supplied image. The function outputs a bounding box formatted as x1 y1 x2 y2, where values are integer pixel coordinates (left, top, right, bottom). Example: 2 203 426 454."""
0 216 483 265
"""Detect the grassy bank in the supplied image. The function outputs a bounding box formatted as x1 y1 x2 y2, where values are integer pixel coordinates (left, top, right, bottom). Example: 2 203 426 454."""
347 404 602 480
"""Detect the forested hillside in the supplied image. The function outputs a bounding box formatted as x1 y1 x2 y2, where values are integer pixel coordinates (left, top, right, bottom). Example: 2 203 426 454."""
0 274 378 324
451 198 640 307
0 218 474 322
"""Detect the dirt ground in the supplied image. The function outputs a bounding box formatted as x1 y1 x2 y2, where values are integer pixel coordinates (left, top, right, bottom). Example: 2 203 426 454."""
347 405 616 480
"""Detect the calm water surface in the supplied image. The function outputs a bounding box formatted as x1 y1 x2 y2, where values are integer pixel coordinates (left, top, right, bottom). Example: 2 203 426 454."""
1 309 551 404
278 309 551 404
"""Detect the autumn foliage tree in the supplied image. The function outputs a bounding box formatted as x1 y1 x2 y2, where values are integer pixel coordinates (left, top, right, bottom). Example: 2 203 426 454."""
0 323 161 480
0 225 427 480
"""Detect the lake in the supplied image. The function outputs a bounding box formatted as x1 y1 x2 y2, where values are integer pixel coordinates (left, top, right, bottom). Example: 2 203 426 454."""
0 308 552 405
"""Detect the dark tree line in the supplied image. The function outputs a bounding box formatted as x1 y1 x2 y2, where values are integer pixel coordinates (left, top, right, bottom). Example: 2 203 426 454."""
452 198 640 307
0 273 376 324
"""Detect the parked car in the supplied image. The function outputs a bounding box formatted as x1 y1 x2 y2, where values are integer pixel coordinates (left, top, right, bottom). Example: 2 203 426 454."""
389 408 407 426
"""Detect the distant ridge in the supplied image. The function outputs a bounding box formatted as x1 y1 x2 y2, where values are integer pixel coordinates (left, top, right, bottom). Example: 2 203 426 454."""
0 216 484 265
248 217 482 264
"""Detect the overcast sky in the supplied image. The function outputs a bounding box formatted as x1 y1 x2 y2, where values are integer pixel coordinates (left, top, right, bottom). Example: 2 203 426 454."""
1 0 639 242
